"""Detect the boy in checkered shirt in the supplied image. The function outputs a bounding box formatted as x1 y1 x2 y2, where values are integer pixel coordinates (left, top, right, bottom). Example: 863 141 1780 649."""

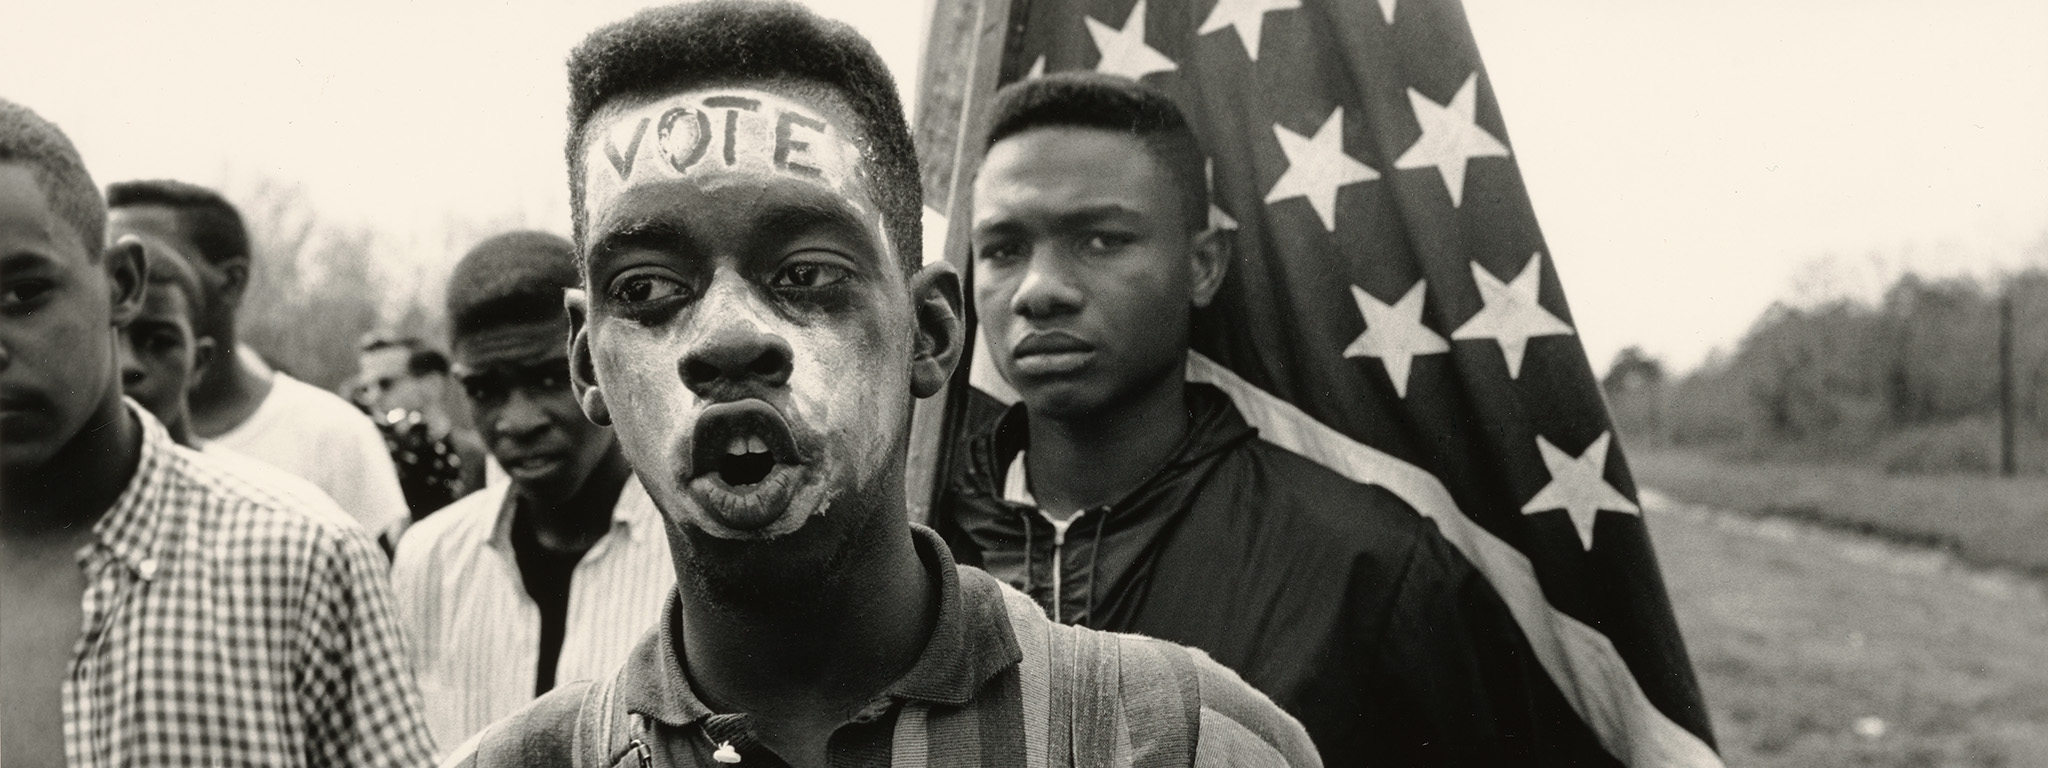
0 97 435 767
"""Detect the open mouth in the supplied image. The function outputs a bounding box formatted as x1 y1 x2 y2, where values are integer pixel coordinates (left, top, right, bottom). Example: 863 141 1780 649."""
686 400 808 531
691 400 801 484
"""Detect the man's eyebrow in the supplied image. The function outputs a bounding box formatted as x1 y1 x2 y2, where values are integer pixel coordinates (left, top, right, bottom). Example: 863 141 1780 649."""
972 204 1142 237
754 201 873 248
587 219 695 266
0 250 58 273
1052 204 1144 229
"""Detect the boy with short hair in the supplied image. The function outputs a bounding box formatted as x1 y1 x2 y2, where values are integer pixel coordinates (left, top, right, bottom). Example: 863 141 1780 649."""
0 97 434 768
940 72 1590 767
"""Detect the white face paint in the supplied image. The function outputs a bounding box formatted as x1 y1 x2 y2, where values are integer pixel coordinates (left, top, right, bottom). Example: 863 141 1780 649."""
582 90 873 225
575 86 915 545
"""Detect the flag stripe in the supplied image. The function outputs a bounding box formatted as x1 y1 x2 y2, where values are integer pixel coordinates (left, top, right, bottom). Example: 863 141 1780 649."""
1183 354 1721 767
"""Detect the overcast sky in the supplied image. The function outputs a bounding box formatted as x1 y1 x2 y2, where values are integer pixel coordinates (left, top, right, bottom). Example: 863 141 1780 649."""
3 0 2042 372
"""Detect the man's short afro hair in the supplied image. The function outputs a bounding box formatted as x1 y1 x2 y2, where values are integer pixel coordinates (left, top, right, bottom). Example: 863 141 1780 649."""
359 335 452 378
446 230 580 343
983 72 1209 230
0 98 104 257
135 234 207 319
564 0 921 268
106 180 251 267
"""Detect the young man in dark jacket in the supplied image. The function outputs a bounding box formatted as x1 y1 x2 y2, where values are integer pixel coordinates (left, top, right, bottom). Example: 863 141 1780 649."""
935 72 1603 767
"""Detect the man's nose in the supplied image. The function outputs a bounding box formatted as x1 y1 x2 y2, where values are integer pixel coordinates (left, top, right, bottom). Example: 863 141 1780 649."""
681 282 793 398
492 387 551 441
1009 250 1084 320
683 325 794 397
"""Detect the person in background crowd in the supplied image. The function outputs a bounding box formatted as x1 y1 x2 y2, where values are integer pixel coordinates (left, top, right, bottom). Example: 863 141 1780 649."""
935 72 1593 767
105 179 409 536
0 96 434 768
114 232 339 508
446 4 1319 766
113 233 214 446
390 230 673 756
356 334 489 518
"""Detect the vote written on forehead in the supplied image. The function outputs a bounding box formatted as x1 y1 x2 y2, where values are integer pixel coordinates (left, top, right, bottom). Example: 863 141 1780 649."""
585 92 872 214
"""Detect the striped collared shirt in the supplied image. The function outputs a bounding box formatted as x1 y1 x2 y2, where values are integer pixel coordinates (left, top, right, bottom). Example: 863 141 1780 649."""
391 475 674 754
62 403 435 767
447 525 1321 767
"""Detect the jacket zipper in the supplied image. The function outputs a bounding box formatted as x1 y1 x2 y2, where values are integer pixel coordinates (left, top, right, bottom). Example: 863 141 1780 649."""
1042 511 1082 624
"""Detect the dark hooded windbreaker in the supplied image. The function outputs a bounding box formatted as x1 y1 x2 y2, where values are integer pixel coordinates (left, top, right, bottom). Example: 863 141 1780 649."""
934 384 1611 768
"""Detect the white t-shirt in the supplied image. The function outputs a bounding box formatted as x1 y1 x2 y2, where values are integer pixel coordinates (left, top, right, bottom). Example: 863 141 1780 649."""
211 371 409 533
198 443 357 529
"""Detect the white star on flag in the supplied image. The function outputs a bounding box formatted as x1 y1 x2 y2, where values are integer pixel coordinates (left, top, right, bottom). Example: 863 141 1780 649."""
1197 0 1301 62
1264 106 1379 232
1206 158 1237 230
1377 0 1397 24
1450 252 1573 379
1520 432 1640 550
1086 0 1177 81
1344 281 1448 398
1393 72 1509 208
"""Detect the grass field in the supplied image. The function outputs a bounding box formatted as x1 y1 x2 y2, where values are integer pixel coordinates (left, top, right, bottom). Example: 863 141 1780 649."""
1639 448 2048 767
1653 496 2048 767
1630 445 2048 575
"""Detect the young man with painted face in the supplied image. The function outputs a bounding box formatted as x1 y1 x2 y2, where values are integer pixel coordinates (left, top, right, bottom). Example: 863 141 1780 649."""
390 231 673 755
448 4 1318 767
0 98 433 768
105 179 410 534
935 73 1596 767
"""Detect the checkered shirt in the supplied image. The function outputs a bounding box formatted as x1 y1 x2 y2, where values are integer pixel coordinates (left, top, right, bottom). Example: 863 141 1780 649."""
62 402 436 766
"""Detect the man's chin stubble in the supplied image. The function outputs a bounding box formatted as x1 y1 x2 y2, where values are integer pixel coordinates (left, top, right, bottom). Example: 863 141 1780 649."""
675 473 898 614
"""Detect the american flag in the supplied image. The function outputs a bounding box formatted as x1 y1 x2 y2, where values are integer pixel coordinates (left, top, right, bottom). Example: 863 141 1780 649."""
908 0 1719 765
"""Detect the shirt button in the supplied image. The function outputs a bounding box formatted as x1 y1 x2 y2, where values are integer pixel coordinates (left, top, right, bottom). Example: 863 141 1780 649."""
137 558 158 578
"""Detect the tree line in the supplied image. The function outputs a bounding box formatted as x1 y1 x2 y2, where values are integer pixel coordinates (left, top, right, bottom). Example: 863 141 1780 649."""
226 177 542 412
1606 262 2048 475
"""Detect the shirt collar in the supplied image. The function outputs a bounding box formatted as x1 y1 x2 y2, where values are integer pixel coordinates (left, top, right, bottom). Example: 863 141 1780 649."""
1001 450 1033 506
86 400 183 581
486 473 657 552
620 524 1022 727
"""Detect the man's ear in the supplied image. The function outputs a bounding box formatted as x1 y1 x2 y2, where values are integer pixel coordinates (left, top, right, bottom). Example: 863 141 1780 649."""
215 257 251 310
106 237 147 326
908 262 965 399
1188 227 1232 309
565 288 611 426
191 336 219 385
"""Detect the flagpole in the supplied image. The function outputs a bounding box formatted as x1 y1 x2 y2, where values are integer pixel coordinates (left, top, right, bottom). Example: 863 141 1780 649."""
903 0 1014 523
